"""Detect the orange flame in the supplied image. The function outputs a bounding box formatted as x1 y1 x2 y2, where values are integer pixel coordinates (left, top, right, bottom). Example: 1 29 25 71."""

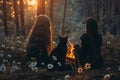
66 38 75 59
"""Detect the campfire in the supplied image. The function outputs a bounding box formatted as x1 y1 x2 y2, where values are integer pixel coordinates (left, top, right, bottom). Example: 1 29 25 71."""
66 38 75 64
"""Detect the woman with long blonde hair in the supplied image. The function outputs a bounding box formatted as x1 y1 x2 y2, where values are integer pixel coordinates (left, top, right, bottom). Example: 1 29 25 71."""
25 15 52 67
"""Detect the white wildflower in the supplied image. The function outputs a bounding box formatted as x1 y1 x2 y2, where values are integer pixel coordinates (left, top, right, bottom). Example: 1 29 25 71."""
17 62 22 65
1 45 5 48
57 62 62 66
3 59 8 63
84 62 91 70
10 46 15 50
107 41 111 45
47 64 54 70
10 65 20 72
104 74 112 79
41 62 45 65
0 53 4 57
64 75 70 80
17 40 22 44
7 54 12 58
52 41 57 46
52 56 57 61
28 62 38 72
52 41 56 44
77 67 83 74
31 57 36 60
23 49 26 53
17 36 20 39
106 67 111 71
118 66 120 71
31 67 38 72
114 59 118 62
28 62 37 68
12 60 16 64
0 64 6 72
16 62 22 71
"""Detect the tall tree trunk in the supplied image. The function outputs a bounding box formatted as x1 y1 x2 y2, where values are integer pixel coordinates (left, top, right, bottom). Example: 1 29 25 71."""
20 0 25 35
3 0 8 35
84 0 93 18
111 0 115 34
13 0 20 35
93 0 96 19
83 0 87 18
114 0 119 36
105 0 109 30
37 0 45 16
93 0 99 21
50 0 53 22
61 0 67 35
102 0 105 35
96 0 99 21
118 0 120 35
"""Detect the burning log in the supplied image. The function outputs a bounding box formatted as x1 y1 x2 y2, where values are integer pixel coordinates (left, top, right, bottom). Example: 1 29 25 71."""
66 57 75 65
66 38 76 65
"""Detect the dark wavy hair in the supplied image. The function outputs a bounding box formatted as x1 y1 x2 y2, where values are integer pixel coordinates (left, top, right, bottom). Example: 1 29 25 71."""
86 17 99 38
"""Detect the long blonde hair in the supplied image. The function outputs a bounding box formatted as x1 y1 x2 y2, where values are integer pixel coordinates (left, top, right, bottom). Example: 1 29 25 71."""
26 14 53 54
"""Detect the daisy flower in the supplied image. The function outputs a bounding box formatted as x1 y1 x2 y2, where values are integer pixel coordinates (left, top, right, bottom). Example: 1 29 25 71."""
64 75 70 80
47 64 54 70
77 66 83 74
41 62 45 65
84 62 91 70
57 62 62 66
0 53 4 57
103 74 112 80
107 41 111 45
0 64 6 72
52 56 57 61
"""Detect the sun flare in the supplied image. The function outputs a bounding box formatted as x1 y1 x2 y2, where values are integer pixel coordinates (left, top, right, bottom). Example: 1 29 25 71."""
28 0 37 6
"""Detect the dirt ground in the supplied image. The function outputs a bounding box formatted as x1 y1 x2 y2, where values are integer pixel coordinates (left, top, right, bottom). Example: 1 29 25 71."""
0 60 120 80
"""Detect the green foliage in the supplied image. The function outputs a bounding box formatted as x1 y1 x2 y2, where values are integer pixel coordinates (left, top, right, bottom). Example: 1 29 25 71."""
102 32 120 65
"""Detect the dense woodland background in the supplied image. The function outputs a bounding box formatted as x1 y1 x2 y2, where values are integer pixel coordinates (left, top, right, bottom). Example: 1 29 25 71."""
0 0 120 80
0 0 120 39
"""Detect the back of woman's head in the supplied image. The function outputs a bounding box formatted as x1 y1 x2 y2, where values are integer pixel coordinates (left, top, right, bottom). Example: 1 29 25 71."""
27 15 51 40
27 15 52 54
34 15 50 32
86 17 98 37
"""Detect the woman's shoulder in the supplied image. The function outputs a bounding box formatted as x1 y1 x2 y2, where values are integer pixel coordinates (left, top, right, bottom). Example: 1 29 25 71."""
80 33 102 41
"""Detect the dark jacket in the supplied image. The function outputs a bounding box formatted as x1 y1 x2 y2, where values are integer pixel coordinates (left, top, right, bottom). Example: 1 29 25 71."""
77 33 103 68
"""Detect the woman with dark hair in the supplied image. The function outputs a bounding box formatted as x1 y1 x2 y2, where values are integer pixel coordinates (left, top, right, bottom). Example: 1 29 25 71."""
75 17 104 69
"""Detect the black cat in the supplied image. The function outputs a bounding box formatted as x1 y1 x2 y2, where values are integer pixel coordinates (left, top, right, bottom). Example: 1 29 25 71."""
50 36 68 65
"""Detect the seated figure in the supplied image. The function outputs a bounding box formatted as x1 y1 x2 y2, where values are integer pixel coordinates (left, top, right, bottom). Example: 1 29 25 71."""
75 17 104 69
25 15 52 67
